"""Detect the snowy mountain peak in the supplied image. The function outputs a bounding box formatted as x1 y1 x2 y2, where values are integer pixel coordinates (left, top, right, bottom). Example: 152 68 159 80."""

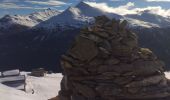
76 1 91 9
36 1 122 30
4 14 12 18
0 9 60 29
76 1 106 17
65 6 81 17
0 15 12 22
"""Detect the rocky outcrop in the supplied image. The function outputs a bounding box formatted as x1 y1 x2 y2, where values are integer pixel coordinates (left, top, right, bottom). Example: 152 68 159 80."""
57 16 170 100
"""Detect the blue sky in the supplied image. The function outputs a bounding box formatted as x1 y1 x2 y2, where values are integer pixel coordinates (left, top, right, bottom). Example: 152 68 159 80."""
0 0 170 17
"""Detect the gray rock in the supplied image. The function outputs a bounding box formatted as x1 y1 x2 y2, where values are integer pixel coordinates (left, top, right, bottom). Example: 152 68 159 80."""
104 57 120 65
132 60 164 76
93 31 110 38
112 45 133 57
125 75 166 88
73 82 96 98
121 37 137 48
96 85 122 96
87 33 103 42
119 20 128 28
61 60 73 69
68 36 98 61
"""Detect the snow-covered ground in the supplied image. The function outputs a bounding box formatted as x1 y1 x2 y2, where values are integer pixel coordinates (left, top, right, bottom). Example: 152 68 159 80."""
0 72 63 100
165 72 170 79
1 72 170 100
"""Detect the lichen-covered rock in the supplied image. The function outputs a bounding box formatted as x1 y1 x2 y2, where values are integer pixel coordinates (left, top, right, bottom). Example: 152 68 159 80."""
57 15 170 100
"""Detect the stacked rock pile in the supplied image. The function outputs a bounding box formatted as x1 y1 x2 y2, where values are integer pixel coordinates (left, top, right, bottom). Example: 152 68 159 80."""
58 16 170 100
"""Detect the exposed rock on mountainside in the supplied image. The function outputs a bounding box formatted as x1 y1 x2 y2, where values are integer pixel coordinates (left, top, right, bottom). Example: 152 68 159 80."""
57 16 170 100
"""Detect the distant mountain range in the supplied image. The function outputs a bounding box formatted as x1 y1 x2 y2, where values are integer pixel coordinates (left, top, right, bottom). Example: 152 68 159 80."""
0 1 170 72
0 8 60 35
125 10 170 28
35 2 170 30
2 1 170 33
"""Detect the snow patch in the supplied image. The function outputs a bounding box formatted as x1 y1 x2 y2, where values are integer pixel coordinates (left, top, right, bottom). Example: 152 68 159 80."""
0 72 62 100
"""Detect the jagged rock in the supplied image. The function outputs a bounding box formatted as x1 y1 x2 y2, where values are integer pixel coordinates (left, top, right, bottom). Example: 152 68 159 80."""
57 16 170 100
72 82 96 98
114 76 134 85
93 31 110 38
101 72 120 77
96 85 122 96
61 55 84 67
125 75 166 88
104 57 120 65
139 48 157 60
87 33 103 42
120 20 128 28
132 60 164 76
95 15 110 26
61 60 73 69
88 58 104 67
68 36 98 61
112 45 134 57
121 36 137 48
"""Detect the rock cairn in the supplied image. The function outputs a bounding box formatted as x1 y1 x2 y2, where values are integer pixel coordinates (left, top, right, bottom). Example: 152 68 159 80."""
58 16 170 100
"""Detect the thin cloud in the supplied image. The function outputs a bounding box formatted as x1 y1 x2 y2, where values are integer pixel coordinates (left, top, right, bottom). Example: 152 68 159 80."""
133 6 170 17
25 0 67 6
0 3 48 9
86 2 136 15
2 0 19 2
86 2 170 17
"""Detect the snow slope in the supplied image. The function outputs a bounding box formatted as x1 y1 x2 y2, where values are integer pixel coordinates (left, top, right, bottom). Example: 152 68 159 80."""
37 6 94 29
25 73 62 100
125 10 170 28
36 2 122 29
0 9 60 29
0 83 37 100
125 17 159 28
0 72 62 100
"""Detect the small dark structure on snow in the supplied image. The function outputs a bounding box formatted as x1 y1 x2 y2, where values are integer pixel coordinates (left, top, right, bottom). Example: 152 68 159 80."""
31 68 47 77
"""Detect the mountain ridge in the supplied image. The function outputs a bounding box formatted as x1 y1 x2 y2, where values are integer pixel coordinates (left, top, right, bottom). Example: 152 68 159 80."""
0 9 60 35
35 1 122 30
